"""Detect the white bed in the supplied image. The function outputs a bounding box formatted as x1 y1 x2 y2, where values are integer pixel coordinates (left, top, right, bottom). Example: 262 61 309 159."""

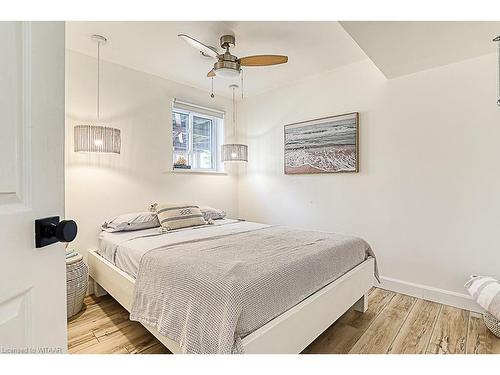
88 219 375 354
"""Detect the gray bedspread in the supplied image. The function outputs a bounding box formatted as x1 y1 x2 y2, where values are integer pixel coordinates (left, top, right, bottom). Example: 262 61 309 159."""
129 226 377 354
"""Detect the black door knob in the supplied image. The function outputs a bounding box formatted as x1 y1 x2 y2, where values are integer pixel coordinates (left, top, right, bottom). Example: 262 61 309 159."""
45 220 77 242
35 216 78 248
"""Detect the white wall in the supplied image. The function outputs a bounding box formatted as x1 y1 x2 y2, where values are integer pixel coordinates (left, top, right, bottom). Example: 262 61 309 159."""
238 54 500 304
66 46 500 308
65 50 238 257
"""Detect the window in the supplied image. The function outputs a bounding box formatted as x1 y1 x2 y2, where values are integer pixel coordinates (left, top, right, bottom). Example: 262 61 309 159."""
172 101 223 172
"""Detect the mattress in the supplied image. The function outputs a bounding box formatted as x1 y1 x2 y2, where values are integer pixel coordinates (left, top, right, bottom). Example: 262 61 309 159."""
97 219 269 278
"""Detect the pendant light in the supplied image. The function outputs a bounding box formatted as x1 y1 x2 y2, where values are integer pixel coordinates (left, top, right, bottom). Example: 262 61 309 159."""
495 36 500 107
74 35 121 154
221 84 248 162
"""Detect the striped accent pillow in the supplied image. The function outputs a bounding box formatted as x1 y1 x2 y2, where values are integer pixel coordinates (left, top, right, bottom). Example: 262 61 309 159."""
465 275 500 319
155 203 207 231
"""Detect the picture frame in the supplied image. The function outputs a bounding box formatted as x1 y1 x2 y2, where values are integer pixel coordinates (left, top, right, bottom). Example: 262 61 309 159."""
284 112 359 174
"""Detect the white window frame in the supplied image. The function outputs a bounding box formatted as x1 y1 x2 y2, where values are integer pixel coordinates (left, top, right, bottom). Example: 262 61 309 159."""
172 103 224 173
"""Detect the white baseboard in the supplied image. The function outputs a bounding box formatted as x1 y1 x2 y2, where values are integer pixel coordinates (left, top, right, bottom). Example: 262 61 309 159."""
378 276 483 313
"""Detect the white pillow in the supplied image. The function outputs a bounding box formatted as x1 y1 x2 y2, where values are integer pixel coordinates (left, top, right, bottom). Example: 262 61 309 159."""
199 206 227 221
102 212 160 232
465 275 500 319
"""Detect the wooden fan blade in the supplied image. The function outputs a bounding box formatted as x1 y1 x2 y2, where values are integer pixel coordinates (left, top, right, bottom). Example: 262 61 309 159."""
207 69 216 77
238 55 288 66
178 34 219 59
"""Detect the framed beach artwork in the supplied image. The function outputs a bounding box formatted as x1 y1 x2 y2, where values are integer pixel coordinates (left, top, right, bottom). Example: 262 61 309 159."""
284 112 359 174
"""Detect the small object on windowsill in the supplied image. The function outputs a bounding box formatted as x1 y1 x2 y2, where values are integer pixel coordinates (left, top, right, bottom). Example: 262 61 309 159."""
173 164 192 169
174 155 191 169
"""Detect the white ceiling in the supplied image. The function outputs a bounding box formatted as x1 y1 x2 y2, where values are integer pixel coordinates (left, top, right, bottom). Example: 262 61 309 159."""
67 21 500 96
66 21 367 98
341 21 500 78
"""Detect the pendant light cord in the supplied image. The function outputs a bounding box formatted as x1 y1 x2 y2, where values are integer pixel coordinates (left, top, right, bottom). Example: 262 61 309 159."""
232 86 236 138
97 40 101 120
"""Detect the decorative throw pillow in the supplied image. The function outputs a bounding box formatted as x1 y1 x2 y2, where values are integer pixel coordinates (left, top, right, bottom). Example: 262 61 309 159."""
465 275 500 319
199 206 227 221
154 203 207 231
102 212 160 232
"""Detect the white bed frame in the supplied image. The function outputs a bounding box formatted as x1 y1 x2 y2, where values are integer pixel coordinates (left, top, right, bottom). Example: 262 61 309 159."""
88 249 374 354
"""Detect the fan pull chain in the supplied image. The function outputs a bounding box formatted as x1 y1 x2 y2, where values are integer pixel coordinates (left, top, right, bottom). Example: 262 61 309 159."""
210 76 215 98
496 36 500 106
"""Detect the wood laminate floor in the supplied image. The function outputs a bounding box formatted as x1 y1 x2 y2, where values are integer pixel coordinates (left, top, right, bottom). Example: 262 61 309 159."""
67 288 500 354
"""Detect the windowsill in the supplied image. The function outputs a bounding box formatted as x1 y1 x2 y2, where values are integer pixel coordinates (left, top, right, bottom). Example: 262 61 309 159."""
167 168 228 175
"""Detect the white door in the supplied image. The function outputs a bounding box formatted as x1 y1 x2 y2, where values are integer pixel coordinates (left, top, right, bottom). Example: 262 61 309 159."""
0 22 67 353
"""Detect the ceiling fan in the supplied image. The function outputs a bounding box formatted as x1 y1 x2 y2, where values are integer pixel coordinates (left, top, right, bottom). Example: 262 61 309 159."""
178 33 288 78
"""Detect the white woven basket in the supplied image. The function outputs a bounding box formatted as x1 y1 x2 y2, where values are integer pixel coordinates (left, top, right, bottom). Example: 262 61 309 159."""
483 312 500 338
66 254 88 318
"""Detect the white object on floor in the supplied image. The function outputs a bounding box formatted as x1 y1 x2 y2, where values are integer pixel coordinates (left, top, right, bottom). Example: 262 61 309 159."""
465 275 500 319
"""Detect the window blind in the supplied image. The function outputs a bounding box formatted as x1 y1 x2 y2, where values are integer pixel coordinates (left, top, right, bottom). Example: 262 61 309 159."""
173 99 225 119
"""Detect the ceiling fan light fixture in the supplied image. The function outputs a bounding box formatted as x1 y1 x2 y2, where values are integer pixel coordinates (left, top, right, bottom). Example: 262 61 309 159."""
177 32 288 95
214 59 240 78
215 67 241 78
